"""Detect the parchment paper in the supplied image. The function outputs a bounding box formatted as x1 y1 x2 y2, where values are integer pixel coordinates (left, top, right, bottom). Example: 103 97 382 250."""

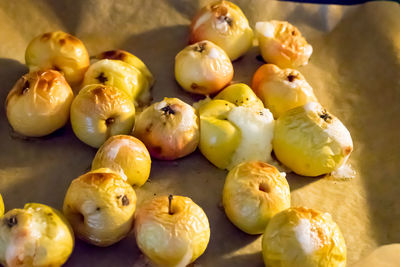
0 0 399 266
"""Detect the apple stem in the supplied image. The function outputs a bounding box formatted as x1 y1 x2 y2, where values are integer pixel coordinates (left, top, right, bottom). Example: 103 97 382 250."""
168 194 173 215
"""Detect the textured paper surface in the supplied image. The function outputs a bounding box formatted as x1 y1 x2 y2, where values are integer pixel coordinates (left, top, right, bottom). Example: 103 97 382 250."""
0 0 399 266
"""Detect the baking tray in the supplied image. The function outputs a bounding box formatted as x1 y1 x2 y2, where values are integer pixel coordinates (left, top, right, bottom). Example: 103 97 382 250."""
0 0 399 266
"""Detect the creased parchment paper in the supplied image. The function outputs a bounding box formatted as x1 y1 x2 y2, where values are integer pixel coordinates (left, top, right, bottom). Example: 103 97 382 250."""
0 0 399 266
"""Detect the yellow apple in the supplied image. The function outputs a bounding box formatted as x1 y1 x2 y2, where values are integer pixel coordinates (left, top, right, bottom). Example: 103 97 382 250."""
262 207 346 267
0 194 4 217
134 195 210 267
95 49 154 104
25 31 89 85
214 83 264 110
81 59 150 106
198 98 274 170
252 64 317 118
92 135 151 187
189 0 254 60
0 203 74 267
256 21 313 68
223 161 290 234
133 97 199 160
70 84 135 148
6 70 74 137
273 102 353 177
63 168 136 247
175 40 233 95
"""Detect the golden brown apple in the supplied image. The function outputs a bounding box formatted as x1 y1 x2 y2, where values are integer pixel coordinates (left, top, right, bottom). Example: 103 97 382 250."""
175 41 233 95
63 168 136 247
252 64 317 118
25 31 89 85
134 195 210 267
6 70 74 137
133 97 199 160
189 0 254 60
70 84 136 148
92 135 151 187
256 21 312 68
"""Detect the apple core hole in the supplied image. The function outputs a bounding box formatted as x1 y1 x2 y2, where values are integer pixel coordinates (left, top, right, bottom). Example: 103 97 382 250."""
105 117 115 126
259 183 270 193
75 212 85 223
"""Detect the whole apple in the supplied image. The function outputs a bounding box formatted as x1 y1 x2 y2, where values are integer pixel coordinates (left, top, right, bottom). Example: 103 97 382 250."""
92 135 151 187
70 84 135 148
175 40 233 95
223 161 290 234
190 0 254 60
0 203 74 267
273 102 353 177
133 97 199 160
25 31 89 85
6 70 74 137
252 64 317 119
95 49 154 104
63 168 137 247
198 91 274 170
134 195 210 267
82 59 150 106
262 207 346 267
256 21 313 68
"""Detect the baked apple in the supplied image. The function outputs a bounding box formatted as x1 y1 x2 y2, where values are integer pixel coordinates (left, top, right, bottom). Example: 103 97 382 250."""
273 102 353 177
133 97 199 160
70 84 135 148
95 49 154 105
25 31 89 85
223 161 290 234
0 203 74 267
175 40 233 95
134 195 210 267
252 64 317 118
198 96 274 170
63 168 136 247
6 70 74 137
92 135 151 187
189 0 254 60
81 59 149 106
262 207 346 267
256 21 312 68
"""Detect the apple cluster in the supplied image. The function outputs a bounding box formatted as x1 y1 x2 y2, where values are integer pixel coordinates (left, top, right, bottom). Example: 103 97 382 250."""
1 1 356 266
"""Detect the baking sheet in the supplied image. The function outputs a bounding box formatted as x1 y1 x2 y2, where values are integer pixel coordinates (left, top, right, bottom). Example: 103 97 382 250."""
0 0 399 266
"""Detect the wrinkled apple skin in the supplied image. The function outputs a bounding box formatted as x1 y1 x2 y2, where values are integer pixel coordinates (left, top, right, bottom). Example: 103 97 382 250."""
81 59 149 106
256 21 313 68
0 203 74 267
262 207 346 267
92 135 151 187
63 169 136 247
175 40 233 95
190 0 254 60
273 102 353 177
70 84 135 148
198 99 241 169
223 161 290 234
134 195 210 267
95 50 154 105
215 83 264 110
6 70 74 137
133 97 199 160
252 64 317 119
25 31 89 85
